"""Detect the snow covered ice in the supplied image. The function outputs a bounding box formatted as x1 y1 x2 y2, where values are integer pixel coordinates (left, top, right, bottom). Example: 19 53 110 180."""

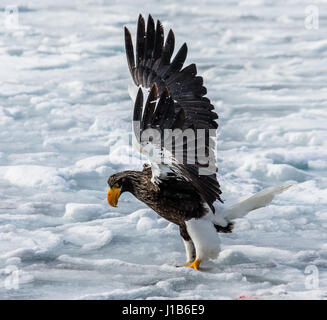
0 0 327 299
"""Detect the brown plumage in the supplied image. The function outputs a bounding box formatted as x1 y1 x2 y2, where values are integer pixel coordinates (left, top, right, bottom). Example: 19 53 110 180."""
107 14 232 269
126 14 222 212
108 165 233 243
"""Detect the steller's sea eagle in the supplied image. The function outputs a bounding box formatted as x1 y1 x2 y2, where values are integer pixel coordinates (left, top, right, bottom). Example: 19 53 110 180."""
107 14 291 270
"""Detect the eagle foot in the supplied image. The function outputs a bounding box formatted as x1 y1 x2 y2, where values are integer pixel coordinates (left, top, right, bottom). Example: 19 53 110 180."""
187 259 202 270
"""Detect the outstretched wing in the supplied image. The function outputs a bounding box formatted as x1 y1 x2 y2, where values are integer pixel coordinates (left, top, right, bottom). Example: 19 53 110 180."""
125 14 222 212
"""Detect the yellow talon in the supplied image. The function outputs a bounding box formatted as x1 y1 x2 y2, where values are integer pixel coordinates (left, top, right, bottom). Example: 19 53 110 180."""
185 261 193 266
187 259 202 270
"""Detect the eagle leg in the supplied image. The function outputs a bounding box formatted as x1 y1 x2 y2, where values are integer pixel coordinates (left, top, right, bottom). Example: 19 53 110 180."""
183 240 196 265
180 224 196 265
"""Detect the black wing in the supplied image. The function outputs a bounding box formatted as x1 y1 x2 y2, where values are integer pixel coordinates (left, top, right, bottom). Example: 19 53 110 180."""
126 14 222 212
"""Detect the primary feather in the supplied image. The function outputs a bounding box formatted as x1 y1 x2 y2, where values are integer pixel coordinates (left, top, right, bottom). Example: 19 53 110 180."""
125 14 222 211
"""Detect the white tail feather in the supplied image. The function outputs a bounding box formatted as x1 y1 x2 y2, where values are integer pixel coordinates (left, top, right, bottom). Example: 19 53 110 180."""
224 184 292 220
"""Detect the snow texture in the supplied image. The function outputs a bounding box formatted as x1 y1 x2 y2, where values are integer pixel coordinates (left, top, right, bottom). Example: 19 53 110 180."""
0 0 327 299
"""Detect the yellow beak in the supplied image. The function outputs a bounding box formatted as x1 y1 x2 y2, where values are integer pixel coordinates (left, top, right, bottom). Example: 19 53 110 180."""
107 187 121 207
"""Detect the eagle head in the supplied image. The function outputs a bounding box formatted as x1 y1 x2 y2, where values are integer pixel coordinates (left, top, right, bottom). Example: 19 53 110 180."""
107 172 131 207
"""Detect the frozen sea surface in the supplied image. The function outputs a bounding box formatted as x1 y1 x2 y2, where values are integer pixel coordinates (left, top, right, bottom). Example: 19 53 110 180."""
0 0 327 299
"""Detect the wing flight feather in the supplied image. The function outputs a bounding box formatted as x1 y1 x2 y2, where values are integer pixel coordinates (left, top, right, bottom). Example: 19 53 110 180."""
126 14 222 211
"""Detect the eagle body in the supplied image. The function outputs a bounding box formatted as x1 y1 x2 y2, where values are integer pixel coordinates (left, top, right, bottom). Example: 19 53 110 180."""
106 14 291 270
109 166 211 235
